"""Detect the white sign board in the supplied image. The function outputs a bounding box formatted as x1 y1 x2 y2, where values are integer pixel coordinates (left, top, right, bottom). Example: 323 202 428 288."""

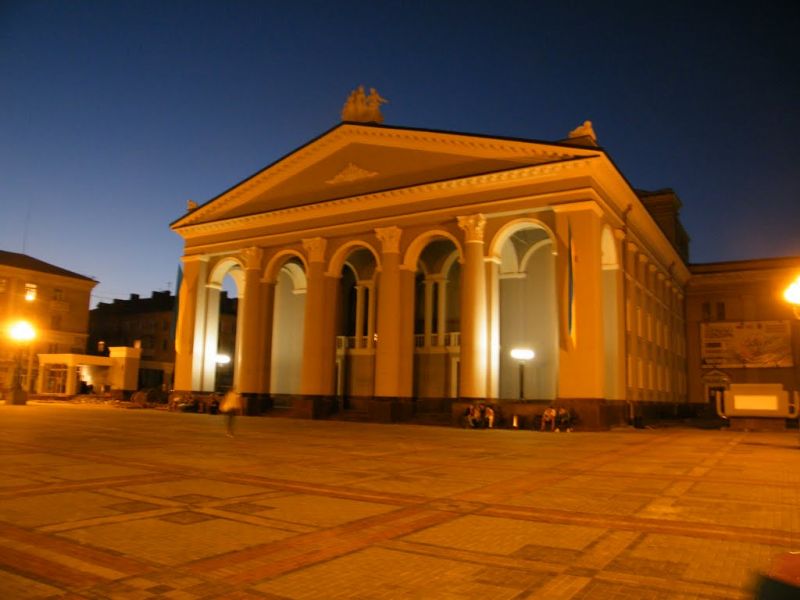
701 321 793 368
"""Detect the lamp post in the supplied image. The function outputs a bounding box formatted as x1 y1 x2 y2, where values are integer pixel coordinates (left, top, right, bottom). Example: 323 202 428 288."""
510 347 535 401
7 320 36 405
784 276 800 441
215 353 232 392
784 275 800 319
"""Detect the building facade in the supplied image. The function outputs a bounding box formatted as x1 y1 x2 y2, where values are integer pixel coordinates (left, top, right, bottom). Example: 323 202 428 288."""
0 250 96 397
170 122 691 428
88 290 237 391
686 257 800 418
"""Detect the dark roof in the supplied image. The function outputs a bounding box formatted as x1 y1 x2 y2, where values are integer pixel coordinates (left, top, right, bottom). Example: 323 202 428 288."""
0 250 96 282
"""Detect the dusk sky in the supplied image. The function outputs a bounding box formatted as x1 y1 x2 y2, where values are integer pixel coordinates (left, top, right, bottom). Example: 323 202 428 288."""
1 1 798 306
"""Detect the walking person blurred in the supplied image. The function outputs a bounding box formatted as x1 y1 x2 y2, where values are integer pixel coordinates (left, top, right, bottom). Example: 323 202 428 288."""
220 389 243 437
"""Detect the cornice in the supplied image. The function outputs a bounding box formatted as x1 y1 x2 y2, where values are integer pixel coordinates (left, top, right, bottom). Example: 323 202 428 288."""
174 157 596 238
174 125 598 229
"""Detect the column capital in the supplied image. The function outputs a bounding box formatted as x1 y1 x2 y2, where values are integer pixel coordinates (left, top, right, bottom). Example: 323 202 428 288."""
375 226 402 254
302 237 327 263
240 246 264 270
181 254 209 266
457 214 486 243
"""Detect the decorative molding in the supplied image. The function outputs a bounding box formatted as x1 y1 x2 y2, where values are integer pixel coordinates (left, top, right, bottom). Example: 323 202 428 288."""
173 125 598 228
175 157 596 236
302 237 327 263
325 162 379 185
457 214 486 243
375 226 402 254
240 246 264 270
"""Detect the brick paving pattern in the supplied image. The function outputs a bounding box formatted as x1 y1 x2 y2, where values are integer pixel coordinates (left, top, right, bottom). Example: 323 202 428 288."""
0 403 797 598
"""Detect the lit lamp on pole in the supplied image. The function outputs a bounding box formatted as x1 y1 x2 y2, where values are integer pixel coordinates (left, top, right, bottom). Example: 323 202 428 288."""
783 276 800 440
510 347 535 401
7 320 36 405
215 353 232 391
784 275 800 319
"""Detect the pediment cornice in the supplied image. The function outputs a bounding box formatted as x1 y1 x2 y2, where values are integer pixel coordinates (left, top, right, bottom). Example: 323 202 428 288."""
174 156 597 238
173 124 598 229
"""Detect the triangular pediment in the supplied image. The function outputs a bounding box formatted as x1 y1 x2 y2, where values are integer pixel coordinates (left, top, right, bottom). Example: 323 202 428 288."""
173 123 599 228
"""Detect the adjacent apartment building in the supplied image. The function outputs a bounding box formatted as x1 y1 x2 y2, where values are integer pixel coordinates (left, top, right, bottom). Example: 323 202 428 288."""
0 250 96 397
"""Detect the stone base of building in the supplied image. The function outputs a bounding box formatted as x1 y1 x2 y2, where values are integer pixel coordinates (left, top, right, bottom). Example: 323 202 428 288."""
728 417 792 431
256 394 712 431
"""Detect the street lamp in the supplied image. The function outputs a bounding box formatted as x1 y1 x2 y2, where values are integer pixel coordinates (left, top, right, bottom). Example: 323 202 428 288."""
7 320 36 405
510 347 535 401
784 275 800 319
784 276 800 440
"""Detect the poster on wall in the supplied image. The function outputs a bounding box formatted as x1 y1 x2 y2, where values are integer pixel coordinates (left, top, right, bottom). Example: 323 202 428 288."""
701 321 793 368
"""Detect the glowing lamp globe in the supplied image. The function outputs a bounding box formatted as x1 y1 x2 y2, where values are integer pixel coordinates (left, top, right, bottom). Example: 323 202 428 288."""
784 276 800 307
510 348 535 361
9 320 36 343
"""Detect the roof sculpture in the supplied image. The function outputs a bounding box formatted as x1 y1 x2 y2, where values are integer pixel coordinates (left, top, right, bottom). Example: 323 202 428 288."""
341 85 388 123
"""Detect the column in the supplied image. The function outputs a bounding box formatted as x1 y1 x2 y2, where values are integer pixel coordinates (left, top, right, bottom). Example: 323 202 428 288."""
423 278 434 347
486 258 501 398
256 280 275 395
201 284 221 391
300 238 336 396
366 282 376 349
36 362 46 394
436 277 447 346
457 214 488 399
174 255 208 391
237 247 264 395
374 226 403 397
355 284 366 348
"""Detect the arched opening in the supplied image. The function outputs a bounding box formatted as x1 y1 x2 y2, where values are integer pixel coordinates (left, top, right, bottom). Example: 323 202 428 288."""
334 246 378 408
203 259 243 392
270 258 307 396
496 225 558 400
412 238 461 399
601 225 622 399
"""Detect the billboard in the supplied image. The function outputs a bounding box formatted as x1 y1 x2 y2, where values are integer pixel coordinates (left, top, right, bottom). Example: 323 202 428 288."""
701 321 793 368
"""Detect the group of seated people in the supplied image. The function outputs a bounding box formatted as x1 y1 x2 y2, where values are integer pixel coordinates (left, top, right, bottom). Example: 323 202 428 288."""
168 393 221 414
464 403 496 428
463 403 574 431
540 406 573 432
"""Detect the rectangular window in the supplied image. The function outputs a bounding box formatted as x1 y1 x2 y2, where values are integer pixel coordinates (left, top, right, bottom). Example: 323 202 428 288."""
0 278 6 292
51 314 62 329
701 302 711 321
716 302 726 320
53 288 64 300
25 283 37 301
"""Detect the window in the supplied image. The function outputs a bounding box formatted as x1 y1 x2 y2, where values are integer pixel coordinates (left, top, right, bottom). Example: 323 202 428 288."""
0 278 6 292
53 288 64 300
25 283 37 301
51 314 62 329
716 302 726 320
701 302 711 321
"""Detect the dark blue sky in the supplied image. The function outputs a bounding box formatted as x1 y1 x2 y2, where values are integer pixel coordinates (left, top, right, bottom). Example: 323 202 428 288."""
2 1 798 306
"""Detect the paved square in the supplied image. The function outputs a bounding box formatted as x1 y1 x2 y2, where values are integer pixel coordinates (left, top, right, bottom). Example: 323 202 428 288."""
0 403 797 598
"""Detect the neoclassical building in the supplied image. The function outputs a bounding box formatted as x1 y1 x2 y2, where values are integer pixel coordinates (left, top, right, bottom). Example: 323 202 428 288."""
170 117 690 428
